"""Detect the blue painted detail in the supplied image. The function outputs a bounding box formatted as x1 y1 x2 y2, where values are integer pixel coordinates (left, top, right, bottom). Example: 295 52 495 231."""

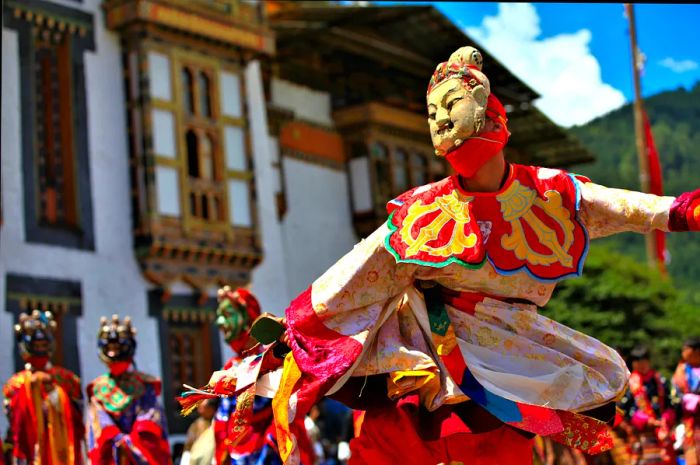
459 368 522 423
687 363 700 392
568 174 584 211
486 226 589 284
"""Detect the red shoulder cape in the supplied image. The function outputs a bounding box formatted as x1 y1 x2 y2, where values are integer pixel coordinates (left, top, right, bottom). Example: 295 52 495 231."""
385 164 589 282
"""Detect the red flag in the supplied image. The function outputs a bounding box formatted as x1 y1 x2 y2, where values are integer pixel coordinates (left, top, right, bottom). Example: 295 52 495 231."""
642 109 668 272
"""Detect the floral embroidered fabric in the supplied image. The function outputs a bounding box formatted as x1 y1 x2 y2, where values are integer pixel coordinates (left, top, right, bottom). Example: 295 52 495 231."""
208 165 689 464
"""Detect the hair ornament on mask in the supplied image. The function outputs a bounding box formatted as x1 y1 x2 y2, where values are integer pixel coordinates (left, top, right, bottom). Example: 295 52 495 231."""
427 46 490 99
14 309 57 361
427 46 510 177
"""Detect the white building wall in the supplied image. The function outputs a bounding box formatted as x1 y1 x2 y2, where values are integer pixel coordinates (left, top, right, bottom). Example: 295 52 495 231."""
0 26 22 436
268 77 359 296
246 62 292 321
2 7 362 438
271 79 333 127
0 0 159 435
281 159 359 296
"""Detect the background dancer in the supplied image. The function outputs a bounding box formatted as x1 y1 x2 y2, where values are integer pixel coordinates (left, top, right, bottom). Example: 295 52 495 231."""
87 315 171 465
619 346 676 465
673 337 700 465
3 310 83 465
205 286 314 465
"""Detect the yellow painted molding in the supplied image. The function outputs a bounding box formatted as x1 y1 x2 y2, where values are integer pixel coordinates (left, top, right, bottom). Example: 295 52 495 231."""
104 0 275 55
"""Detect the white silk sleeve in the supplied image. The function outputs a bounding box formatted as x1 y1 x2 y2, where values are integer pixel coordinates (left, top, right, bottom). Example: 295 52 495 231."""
577 181 675 239
311 222 417 329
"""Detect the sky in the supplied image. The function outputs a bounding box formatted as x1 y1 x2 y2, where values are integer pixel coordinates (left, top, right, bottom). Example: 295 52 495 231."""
346 2 700 127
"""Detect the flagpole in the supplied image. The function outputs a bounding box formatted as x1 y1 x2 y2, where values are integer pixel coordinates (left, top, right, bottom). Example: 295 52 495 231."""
625 3 657 269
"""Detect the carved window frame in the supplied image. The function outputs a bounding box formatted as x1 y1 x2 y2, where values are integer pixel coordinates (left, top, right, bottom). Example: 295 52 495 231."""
145 45 256 237
148 291 222 434
3 0 96 250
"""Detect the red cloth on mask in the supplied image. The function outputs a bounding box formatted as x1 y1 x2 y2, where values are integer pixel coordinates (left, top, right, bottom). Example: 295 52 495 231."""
445 94 510 178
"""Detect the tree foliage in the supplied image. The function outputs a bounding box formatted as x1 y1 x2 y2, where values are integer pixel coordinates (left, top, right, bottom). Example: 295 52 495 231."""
545 246 697 375
569 82 700 287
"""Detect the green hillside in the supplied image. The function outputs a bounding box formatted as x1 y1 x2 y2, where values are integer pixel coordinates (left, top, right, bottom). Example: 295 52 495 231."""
569 82 700 287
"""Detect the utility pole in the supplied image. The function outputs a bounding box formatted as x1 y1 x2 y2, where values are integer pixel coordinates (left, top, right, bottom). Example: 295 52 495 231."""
625 3 657 269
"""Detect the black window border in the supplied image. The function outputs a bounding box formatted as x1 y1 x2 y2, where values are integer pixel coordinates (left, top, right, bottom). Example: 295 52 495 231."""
148 290 223 435
3 0 96 250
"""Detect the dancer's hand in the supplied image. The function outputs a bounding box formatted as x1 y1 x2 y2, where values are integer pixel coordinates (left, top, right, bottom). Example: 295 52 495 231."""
280 317 291 346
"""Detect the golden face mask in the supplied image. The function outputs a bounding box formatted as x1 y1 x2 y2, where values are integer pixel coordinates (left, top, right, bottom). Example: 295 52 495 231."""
427 78 486 156
426 46 490 157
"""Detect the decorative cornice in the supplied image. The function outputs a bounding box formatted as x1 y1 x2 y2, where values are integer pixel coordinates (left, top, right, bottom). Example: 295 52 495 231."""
5 0 93 38
162 307 216 323
138 240 261 291
6 293 80 315
103 0 275 55
333 102 428 136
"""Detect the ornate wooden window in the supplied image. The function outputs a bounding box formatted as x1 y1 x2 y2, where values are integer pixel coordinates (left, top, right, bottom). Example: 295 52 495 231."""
334 102 449 237
410 152 429 186
380 144 435 199
392 147 410 194
34 32 77 228
168 323 211 400
149 292 221 434
121 43 260 290
164 319 216 433
180 63 224 223
367 141 437 206
4 0 95 250
147 49 254 230
106 0 272 290
371 142 393 206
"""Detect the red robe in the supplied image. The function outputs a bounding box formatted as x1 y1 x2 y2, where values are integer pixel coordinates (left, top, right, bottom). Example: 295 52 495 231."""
2 365 84 465
213 355 314 465
280 165 621 464
673 363 700 465
86 371 171 465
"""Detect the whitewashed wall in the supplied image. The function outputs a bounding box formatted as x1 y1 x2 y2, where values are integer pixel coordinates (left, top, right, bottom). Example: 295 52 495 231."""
271 78 333 127
281 159 358 296
1 4 363 438
0 26 22 436
246 63 293 313
267 77 359 297
0 0 160 434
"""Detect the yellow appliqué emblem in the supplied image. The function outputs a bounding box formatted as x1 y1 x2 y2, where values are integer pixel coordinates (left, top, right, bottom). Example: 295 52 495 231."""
497 181 575 267
399 190 478 258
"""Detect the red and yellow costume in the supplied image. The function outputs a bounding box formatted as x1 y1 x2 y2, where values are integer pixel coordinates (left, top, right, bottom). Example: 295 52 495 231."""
186 46 700 465
673 360 700 465
198 287 314 465
86 315 171 465
619 368 676 464
2 311 84 465
3 365 84 465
